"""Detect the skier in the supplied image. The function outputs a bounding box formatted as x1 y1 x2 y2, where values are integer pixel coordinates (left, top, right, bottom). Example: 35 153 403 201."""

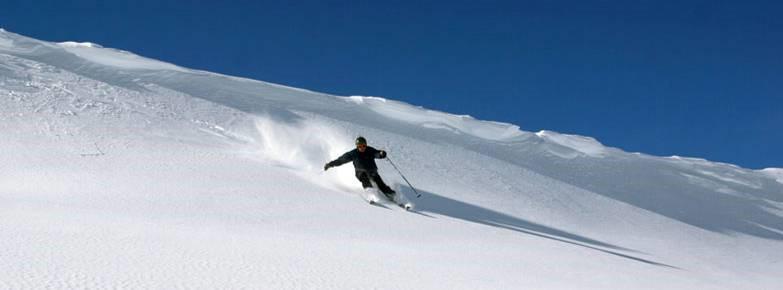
324 136 396 199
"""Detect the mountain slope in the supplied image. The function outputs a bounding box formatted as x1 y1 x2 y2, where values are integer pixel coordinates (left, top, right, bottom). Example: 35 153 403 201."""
1 29 782 289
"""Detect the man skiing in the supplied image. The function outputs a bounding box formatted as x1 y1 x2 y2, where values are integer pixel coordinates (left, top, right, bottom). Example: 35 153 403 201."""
324 136 396 199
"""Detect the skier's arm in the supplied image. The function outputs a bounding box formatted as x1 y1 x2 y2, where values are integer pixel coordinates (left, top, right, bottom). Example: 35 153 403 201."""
324 150 355 170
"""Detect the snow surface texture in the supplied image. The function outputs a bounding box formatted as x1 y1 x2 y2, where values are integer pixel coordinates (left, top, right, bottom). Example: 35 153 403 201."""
2 29 782 289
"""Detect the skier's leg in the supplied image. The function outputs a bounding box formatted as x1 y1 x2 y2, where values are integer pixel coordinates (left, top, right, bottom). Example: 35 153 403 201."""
356 171 380 204
369 172 395 195
355 171 372 189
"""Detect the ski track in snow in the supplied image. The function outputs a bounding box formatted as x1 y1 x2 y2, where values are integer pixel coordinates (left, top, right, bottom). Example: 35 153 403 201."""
2 29 783 289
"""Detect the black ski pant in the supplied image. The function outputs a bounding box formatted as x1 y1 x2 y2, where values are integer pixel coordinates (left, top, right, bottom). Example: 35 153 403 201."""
355 170 395 194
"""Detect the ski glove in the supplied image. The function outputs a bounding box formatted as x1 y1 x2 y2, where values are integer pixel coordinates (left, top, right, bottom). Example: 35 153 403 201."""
324 163 331 171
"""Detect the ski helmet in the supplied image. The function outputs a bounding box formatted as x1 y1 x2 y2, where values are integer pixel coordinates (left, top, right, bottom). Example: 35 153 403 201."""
355 136 367 145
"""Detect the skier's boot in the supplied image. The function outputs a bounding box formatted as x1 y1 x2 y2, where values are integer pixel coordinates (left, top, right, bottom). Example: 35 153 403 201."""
383 190 396 201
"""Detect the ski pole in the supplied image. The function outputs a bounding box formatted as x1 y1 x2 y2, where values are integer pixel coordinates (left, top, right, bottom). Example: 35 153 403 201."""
386 157 421 198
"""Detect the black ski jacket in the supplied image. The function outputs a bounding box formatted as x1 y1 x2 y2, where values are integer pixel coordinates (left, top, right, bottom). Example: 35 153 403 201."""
327 146 386 172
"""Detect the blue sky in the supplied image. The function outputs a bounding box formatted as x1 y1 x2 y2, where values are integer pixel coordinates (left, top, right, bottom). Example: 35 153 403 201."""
2 0 781 168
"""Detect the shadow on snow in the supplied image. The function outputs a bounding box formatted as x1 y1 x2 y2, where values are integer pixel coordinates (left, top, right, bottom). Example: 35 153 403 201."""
404 187 677 269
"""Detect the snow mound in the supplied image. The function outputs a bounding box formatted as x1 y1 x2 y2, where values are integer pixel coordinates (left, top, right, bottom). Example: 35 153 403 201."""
760 168 783 184
58 41 103 48
536 130 608 158
56 41 187 71
0 29 186 72
345 95 527 142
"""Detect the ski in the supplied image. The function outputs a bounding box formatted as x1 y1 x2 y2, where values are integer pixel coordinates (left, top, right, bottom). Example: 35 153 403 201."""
383 192 414 211
363 189 414 211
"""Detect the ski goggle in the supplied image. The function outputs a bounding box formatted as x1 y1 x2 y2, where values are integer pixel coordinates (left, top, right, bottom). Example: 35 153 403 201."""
356 144 367 149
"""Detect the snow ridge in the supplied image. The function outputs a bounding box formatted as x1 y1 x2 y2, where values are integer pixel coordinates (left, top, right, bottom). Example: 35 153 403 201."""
345 95 528 142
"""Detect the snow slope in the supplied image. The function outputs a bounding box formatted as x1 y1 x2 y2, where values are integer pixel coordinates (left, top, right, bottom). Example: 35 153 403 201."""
2 29 782 289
